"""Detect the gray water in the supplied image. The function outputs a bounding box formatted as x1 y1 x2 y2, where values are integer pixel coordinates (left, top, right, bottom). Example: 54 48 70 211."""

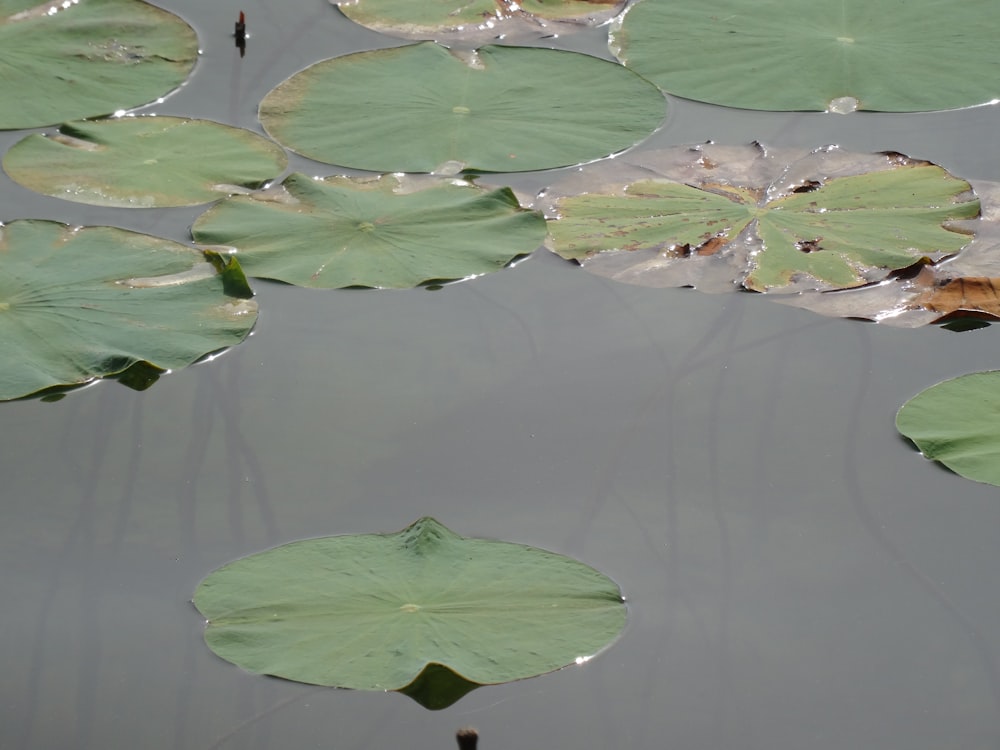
3 1 1000 749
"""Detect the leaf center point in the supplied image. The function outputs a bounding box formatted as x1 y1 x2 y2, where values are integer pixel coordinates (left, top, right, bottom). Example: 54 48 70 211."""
400 603 421 613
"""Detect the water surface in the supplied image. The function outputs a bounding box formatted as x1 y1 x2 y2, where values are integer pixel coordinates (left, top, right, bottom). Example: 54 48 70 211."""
3 2 1000 749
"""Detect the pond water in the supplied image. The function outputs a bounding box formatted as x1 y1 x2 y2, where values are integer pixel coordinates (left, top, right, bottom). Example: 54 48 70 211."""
3 1 1000 749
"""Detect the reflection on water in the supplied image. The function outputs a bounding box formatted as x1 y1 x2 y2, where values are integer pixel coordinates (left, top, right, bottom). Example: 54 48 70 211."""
2 0 1000 749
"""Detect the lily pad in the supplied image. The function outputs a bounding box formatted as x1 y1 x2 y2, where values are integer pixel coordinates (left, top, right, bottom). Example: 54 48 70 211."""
0 0 198 130
3 117 288 207
610 0 1000 112
541 143 979 293
334 0 626 44
258 42 665 173
612 0 1000 112
896 372 1000 486
194 517 626 708
191 173 546 288
0 220 256 400
759 178 1000 327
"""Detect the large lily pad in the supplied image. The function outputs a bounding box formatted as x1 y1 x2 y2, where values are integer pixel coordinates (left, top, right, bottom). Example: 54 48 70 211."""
0 220 256 400
334 0 627 45
541 143 979 294
191 173 546 288
258 42 665 173
896 372 1000 486
0 0 198 130
3 117 288 207
610 0 1000 112
194 517 626 708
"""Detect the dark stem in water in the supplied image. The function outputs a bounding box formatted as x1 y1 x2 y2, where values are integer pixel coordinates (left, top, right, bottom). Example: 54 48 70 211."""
455 727 478 750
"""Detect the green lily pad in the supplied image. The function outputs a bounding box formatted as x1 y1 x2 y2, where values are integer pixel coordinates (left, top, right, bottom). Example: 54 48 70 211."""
258 42 665 173
542 144 979 293
0 219 256 400
3 117 288 207
191 173 546 288
0 0 198 130
194 518 626 708
896 372 1000 486
334 0 626 44
610 0 1000 112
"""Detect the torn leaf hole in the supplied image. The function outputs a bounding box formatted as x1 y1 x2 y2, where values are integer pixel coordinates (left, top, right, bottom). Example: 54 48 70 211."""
791 179 822 194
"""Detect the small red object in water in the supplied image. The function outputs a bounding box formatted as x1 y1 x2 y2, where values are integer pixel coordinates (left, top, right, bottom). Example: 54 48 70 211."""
234 10 246 56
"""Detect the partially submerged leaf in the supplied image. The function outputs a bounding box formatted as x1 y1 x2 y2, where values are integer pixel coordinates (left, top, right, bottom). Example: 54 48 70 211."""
897 372 1000 487
611 0 1000 112
0 0 198 129
773 178 1000 327
0 220 256 400
542 143 979 293
191 173 546 288
3 117 288 207
913 275 1000 322
194 517 626 709
334 0 626 45
258 42 665 173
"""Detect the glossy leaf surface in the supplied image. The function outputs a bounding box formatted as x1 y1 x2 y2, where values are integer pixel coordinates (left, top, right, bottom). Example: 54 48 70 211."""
0 220 256 400
0 0 198 129
897 372 1000 486
611 0 1000 112
258 42 665 173
4 117 288 207
192 173 546 288
194 518 626 707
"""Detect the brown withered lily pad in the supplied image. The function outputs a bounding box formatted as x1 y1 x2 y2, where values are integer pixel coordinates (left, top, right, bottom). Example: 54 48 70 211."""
537 143 1000 327
333 0 627 45
774 178 1000 327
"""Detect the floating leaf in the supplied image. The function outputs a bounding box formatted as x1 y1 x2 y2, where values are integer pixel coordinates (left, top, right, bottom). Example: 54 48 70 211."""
194 517 626 709
541 143 979 294
3 117 288 207
610 0 1000 112
913 277 1000 322
258 42 665 173
334 0 626 44
192 173 546 288
0 0 198 130
897 372 1000 486
768 178 1000 327
0 220 256 400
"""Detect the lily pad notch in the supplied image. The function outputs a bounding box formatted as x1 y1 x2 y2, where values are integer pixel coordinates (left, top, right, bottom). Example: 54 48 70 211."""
194 517 626 708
